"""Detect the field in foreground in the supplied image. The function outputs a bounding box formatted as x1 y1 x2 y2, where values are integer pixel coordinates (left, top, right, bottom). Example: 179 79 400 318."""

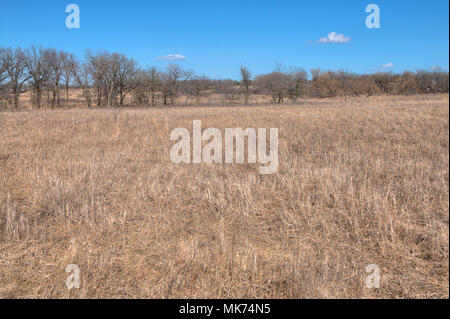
0 94 448 298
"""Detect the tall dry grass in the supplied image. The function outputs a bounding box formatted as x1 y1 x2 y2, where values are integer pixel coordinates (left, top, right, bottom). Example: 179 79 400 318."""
0 94 448 298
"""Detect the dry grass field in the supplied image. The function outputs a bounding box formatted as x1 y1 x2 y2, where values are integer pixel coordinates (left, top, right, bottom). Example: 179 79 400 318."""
0 94 448 299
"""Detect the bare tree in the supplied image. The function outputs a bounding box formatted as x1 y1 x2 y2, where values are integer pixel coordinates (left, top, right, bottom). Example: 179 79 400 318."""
45 49 67 108
309 69 341 98
214 79 241 105
287 66 308 102
240 65 252 105
2 47 31 108
132 70 150 105
85 51 140 107
73 62 92 109
430 67 449 93
0 48 10 109
146 67 162 107
116 55 139 106
321 71 341 97
397 71 417 96
310 68 322 83
0 48 8 83
182 75 211 105
86 50 109 107
162 64 192 105
103 53 120 107
62 53 78 106
24 46 50 109
371 72 393 94
352 74 379 97
416 70 436 93
254 71 290 103
133 67 163 106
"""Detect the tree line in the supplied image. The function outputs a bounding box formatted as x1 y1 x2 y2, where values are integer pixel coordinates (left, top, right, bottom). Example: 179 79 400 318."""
0 45 448 109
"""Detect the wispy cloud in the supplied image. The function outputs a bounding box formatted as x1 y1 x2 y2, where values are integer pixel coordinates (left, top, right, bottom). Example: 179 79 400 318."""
156 54 187 61
317 32 350 43
370 62 395 72
381 62 394 68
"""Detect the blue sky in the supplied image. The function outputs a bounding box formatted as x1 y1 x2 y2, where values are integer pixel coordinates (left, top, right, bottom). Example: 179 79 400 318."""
0 0 448 79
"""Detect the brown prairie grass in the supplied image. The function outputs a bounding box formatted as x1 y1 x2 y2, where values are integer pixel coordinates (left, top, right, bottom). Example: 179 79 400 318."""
0 94 448 298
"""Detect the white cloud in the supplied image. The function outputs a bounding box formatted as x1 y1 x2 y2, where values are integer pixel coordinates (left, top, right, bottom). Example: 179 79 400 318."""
318 32 350 43
381 62 394 68
370 62 395 72
156 54 187 61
